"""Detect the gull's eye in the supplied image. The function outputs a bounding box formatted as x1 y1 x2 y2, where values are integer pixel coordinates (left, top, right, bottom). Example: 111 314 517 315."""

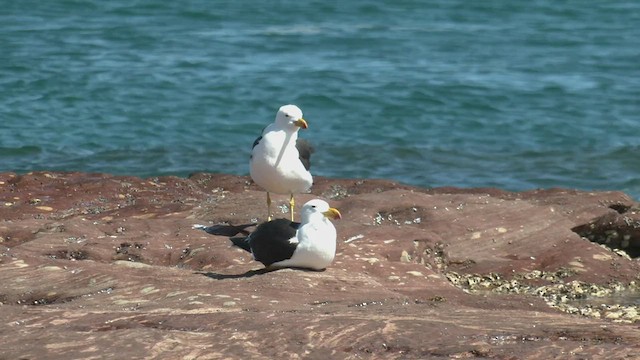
285 113 291 118
311 205 316 208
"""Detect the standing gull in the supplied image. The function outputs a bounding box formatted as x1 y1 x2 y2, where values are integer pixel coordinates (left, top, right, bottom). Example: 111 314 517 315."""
231 199 341 271
250 104 313 221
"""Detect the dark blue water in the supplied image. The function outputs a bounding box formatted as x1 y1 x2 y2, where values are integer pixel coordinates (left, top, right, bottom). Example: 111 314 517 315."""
1 1 639 197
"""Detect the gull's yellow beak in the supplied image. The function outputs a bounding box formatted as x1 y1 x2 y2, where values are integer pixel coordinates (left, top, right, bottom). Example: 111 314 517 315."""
323 207 342 220
294 118 308 129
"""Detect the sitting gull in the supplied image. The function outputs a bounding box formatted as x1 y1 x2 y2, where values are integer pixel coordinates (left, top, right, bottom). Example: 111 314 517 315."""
250 104 313 221
231 199 341 271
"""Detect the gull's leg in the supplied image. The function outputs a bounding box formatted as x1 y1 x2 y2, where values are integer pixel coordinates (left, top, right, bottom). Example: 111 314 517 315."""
289 194 295 221
267 192 272 221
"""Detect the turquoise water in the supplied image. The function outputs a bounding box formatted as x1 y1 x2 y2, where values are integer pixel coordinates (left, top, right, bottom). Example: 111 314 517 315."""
1 1 639 197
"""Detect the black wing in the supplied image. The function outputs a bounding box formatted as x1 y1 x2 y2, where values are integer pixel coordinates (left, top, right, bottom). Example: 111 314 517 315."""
197 223 254 237
250 135 263 161
248 219 300 266
252 135 262 150
295 139 314 171
251 125 268 150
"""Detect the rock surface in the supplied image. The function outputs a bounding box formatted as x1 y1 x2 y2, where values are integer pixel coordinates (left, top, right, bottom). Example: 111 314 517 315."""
1 171 640 359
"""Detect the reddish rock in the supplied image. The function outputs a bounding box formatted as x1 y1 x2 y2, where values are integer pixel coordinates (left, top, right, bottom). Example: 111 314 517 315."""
0 171 639 359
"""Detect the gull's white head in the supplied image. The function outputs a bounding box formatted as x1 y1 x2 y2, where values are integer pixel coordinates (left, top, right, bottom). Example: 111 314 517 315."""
300 199 341 223
275 104 308 130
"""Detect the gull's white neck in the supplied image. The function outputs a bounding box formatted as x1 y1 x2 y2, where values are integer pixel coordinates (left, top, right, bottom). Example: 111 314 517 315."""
267 124 299 168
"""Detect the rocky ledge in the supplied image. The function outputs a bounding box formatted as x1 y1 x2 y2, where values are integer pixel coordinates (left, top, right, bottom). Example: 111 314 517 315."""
1 171 639 359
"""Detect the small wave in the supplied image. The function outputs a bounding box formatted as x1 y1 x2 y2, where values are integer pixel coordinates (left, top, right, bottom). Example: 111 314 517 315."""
0 145 42 156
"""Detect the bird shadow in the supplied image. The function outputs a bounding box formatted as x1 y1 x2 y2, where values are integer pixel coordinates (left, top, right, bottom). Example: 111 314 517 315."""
196 266 326 280
196 268 276 280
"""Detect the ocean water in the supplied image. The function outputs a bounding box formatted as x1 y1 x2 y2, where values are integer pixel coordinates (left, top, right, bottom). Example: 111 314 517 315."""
1 1 639 198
